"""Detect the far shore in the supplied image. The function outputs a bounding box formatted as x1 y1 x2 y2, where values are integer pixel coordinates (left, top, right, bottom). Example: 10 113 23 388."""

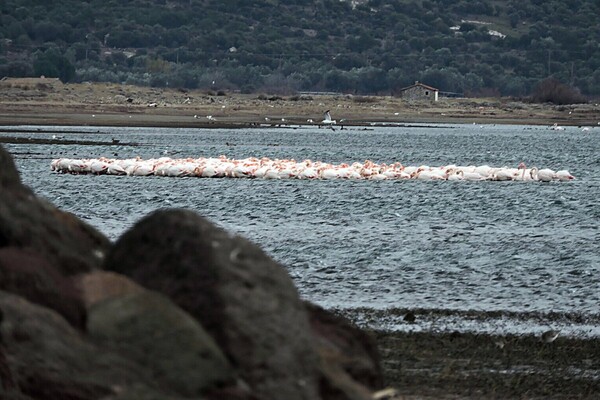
1 81 599 129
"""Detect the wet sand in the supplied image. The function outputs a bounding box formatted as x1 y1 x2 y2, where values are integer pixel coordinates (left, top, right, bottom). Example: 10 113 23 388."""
2 81 599 398
374 329 599 399
338 308 600 399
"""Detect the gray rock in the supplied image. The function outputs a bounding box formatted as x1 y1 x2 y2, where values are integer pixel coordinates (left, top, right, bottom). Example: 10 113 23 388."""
305 303 382 400
0 143 21 189
0 247 86 329
306 302 383 390
87 285 235 397
0 291 149 399
0 145 110 276
104 209 321 400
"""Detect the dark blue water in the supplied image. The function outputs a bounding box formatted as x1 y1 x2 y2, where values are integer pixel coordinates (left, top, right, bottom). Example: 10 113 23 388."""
3 123 600 335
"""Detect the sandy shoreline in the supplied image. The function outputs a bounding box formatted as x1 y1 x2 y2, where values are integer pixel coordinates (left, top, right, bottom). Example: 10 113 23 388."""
1 81 599 129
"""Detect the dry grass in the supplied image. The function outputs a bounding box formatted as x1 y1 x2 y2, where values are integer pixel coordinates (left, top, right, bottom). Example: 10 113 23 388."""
0 81 599 128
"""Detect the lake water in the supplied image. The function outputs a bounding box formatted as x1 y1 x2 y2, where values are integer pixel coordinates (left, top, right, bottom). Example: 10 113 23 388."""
3 123 600 337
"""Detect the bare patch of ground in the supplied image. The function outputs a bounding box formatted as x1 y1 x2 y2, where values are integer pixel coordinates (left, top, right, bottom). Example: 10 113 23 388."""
335 307 600 399
374 329 599 399
1 81 599 128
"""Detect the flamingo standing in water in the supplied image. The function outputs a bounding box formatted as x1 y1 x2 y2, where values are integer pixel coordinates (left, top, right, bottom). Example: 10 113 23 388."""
461 170 487 181
50 156 576 182
535 168 556 182
556 170 575 181
516 163 541 181
447 170 464 181
492 167 518 181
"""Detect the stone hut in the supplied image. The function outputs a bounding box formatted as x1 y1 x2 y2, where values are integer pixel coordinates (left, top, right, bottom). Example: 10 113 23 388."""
398 81 439 102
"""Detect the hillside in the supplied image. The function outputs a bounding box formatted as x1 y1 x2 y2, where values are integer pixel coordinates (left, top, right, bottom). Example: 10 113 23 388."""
1 0 599 97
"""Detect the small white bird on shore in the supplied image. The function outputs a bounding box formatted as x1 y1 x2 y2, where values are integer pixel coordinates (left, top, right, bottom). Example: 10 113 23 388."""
541 330 559 343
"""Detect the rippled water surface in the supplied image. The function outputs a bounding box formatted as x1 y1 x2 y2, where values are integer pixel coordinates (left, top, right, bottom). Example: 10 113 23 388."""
3 124 600 328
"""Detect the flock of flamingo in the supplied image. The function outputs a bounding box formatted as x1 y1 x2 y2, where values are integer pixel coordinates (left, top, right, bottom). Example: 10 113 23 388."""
50 156 575 182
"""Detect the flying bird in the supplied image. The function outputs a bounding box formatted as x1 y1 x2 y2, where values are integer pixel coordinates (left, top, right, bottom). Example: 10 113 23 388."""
322 110 336 131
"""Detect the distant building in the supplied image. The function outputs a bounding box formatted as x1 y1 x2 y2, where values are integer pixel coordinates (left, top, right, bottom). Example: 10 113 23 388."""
397 81 439 102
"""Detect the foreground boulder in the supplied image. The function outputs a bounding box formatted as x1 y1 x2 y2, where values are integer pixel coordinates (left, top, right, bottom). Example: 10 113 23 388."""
0 145 110 276
80 271 239 398
103 209 323 400
0 145 383 399
0 247 85 329
0 145 109 329
0 290 151 399
306 302 383 391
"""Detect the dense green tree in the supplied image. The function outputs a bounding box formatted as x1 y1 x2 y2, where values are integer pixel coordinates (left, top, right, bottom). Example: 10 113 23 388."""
0 59 34 77
32 48 75 82
0 0 598 97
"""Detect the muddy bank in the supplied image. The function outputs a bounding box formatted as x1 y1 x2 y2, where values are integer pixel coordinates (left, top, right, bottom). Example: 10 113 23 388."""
373 329 599 399
339 308 600 339
334 307 600 399
0 135 139 146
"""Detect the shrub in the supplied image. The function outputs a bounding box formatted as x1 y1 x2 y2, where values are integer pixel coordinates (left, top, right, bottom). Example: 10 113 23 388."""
241 84 255 94
288 95 312 101
352 95 377 103
530 78 587 105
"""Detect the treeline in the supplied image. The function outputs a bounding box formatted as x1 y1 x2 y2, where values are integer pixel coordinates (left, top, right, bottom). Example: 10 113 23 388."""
1 0 599 100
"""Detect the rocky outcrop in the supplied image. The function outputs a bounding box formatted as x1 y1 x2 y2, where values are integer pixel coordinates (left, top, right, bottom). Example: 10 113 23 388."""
0 145 106 329
0 144 384 399
0 146 110 276
83 272 235 397
306 302 384 390
1 290 142 400
0 247 85 329
103 209 323 400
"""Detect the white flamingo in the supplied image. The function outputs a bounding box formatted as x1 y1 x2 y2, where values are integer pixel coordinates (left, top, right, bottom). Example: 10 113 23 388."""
51 156 576 182
535 168 556 182
556 170 575 181
447 171 464 181
492 168 517 181
107 163 127 175
461 170 487 181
